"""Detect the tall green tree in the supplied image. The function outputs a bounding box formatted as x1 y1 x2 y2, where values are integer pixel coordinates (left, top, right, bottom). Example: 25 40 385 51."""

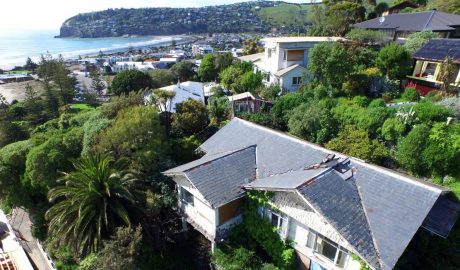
172 98 208 136
198 53 217 81
376 43 412 80
111 70 152 95
308 42 353 88
45 154 141 255
170 61 196 82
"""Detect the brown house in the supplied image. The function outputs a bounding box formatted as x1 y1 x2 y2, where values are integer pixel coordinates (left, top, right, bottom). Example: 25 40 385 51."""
228 92 271 115
407 39 460 95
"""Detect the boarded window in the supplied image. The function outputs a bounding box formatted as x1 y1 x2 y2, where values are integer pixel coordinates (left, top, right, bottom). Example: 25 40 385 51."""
287 50 304 61
218 197 244 225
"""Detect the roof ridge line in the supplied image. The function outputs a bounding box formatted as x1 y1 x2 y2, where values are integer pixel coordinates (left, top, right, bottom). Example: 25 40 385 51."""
183 144 256 173
423 10 437 30
235 118 448 193
355 178 386 270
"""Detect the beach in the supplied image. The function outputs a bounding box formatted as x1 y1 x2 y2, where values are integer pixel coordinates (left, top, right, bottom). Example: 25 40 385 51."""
0 29 192 70
0 80 44 103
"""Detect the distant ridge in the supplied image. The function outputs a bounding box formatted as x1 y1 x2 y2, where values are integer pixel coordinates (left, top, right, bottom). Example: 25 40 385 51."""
57 1 321 38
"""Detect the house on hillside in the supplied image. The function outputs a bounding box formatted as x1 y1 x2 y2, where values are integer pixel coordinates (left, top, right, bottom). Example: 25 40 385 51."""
353 10 460 40
112 61 156 73
407 39 460 95
382 1 420 16
228 92 271 114
238 37 344 92
163 118 460 270
145 81 205 112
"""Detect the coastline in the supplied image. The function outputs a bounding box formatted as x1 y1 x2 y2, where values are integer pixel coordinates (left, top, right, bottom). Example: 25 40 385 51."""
0 34 198 70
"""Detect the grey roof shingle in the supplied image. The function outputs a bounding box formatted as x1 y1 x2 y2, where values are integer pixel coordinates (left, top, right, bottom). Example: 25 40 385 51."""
194 118 456 270
165 145 256 207
412 39 460 63
353 10 460 32
298 170 380 269
244 167 328 190
353 163 442 270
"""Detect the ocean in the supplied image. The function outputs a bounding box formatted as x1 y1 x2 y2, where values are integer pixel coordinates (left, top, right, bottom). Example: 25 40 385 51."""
0 29 176 69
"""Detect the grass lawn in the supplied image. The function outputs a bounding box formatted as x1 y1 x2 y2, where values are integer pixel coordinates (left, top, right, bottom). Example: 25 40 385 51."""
257 3 315 26
71 103 95 111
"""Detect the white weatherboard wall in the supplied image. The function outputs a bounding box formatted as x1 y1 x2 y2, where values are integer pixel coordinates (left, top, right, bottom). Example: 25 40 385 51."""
280 68 305 92
271 192 361 270
174 175 216 238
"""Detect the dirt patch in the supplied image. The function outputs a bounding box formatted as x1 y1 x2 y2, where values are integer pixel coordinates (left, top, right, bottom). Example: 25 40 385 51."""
0 80 44 103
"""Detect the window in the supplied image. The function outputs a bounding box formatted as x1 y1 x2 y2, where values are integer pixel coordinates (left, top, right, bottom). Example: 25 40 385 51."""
267 48 272 58
316 236 338 262
306 230 316 249
305 229 349 268
270 211 288 236
283 50 287 60
180 187 194 206
292 77 302 86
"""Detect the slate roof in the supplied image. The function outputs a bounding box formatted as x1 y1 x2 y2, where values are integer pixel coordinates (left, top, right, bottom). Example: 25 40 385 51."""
164 145 256 207
354 10 460 32
412 39 460 63
298 170 380 269
244 168 328 190
191 118 458 270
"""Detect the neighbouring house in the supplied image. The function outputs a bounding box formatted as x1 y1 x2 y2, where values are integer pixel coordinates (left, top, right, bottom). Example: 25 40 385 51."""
192 44 214 56
407 38 460 95
382 1 420 16
145 81 205 113
163 118 459 270
0 210 35 270
112 61 156 73
228 92 271 115
353 10 460 40
239 37 344 92
0 74 33 83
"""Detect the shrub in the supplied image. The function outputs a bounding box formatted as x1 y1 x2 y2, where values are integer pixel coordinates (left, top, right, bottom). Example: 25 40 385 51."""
381 118 406 142
111 69 152 96
326 126 389 164
376 43 412 80
288 102 338 144
425 91 443 102
368 98 385 108
402 87 420 102
396 124 430 176
352 96 370 107
342 73 369 97
412 102 452 123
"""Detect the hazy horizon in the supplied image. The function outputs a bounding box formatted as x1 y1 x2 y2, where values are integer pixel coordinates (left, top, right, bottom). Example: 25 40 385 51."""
1 0 318 31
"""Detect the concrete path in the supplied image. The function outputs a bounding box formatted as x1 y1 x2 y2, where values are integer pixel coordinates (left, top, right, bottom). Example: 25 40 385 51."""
8 208 55 270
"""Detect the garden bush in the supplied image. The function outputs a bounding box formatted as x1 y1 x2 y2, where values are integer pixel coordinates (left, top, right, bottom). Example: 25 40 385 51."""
401 87 420 102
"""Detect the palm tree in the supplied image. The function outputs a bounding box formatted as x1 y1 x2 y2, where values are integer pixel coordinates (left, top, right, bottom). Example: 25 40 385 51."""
45 154 141 255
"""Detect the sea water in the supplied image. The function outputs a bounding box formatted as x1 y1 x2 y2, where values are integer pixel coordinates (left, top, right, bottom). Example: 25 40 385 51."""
0 29 175 69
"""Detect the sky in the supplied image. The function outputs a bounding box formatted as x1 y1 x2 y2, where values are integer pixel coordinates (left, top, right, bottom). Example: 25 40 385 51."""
1 0 317 31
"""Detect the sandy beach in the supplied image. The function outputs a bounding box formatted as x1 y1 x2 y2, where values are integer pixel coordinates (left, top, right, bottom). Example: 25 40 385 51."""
0 80 44 103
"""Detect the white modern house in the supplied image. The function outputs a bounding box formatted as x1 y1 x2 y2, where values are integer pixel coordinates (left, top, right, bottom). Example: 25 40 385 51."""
145 81 206 113
112 61 156 73
163 118 459 270
239 37 344 92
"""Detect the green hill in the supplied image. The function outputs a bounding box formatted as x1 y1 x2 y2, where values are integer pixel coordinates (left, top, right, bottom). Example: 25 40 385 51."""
257 3 315 27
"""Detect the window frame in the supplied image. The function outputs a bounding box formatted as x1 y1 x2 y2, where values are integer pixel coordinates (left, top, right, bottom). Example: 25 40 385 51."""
180 187 194 206
292 76 302 86
305 229 349 268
